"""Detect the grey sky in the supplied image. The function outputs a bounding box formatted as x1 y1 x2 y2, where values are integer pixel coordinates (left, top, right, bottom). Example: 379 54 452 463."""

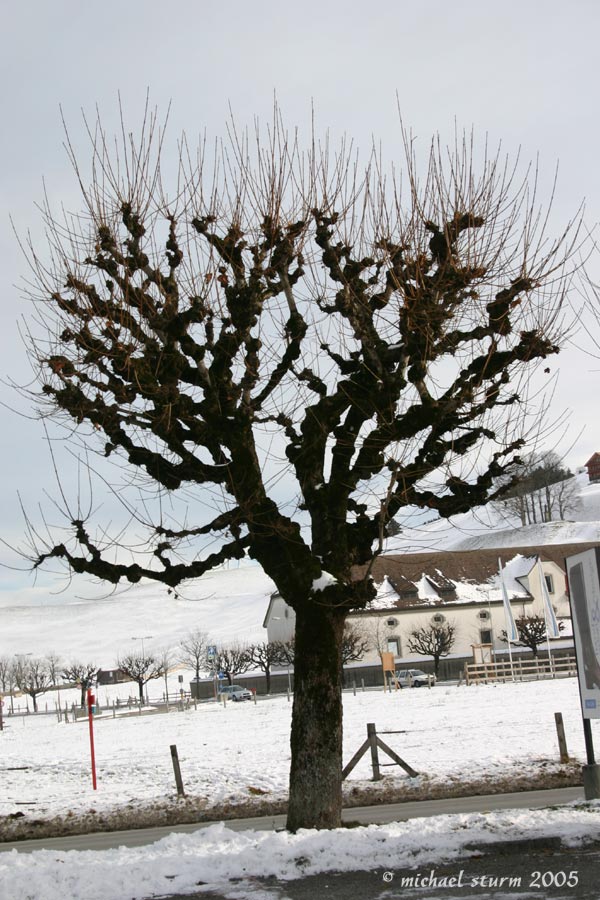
1 0 599 601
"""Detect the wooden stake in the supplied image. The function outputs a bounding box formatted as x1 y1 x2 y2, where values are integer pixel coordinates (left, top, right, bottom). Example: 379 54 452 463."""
170 744 185 797
555 712 569 763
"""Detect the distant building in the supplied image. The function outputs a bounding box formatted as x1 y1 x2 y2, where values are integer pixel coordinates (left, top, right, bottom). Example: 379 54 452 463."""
263 544 593 668
586 454 600 484
96 667 129 685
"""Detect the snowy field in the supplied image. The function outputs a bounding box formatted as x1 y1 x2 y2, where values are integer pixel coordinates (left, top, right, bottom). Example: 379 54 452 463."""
2 677 600 900
2 806 600 900
2 677 598 823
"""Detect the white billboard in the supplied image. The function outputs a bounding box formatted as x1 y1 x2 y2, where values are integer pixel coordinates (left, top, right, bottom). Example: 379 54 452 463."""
565 548 600 719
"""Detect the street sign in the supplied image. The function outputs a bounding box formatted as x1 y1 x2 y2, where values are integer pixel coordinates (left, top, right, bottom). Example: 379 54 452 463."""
207 645 217 660
565 548 600 718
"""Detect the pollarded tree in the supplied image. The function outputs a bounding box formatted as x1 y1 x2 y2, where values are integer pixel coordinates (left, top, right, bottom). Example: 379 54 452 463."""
117 652 166 704
13 657 52 712
17 107 582 830
247 641 285 694
208 643 252 686
407 620 456 676
500 613 562 657
62 661 98 708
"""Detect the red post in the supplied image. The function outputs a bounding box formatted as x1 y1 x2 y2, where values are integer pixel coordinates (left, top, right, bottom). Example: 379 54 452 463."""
87 688 97 790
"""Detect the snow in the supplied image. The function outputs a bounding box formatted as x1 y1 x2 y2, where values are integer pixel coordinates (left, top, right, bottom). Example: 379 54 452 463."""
2 476 600 896
2 679 600 898
1 678 598 825
0 564 275 665
383 473 600 554
2 805 600 900
311 570 337 592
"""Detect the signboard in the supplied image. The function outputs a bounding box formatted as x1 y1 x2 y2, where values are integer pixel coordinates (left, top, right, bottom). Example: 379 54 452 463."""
565 548 600 719
207 645 217 660
381 652 395 674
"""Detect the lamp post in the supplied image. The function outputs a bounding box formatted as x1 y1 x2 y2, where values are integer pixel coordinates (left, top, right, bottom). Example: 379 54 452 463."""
131 635 154 656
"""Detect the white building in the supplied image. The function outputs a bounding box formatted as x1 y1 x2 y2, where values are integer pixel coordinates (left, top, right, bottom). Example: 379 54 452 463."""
263 545 587 670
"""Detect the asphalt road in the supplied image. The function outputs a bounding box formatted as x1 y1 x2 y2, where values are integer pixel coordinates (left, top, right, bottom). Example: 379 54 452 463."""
155 839 600 900
0 786 584 853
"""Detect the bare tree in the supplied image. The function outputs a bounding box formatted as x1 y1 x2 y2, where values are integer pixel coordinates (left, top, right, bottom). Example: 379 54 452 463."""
45 652 63 686
15 106 582 829
341 623 370 666
247 642 284 694
500 614 562 657
502 452 577 525
156 647 176 700
13 657 52 712
0 655 13 694
407 620 456 676
178 630 210 682
117 652 166 704
208 643 252 686
62 661 98 708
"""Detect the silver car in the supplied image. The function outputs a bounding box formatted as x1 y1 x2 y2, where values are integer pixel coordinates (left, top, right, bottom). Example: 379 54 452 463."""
217 684 253 701
394 669 434 688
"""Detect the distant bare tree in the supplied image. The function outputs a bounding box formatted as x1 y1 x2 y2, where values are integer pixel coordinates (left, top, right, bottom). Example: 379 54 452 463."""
13 657 52 712
407 620 456 675
208 644 252 686
45 652 63 686
500 614 563 657
0 655 12 693
341 623 370 666
178 630 211 682
247 642 285 694
62 661 98 708
117 652 166 704
502 452 577 525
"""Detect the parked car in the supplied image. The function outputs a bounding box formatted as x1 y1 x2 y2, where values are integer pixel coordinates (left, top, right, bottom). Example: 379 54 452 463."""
394 668 434 688
217 684 253 702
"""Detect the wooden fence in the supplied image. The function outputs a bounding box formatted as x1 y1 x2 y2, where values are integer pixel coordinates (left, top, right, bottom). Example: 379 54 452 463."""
465 654 577 685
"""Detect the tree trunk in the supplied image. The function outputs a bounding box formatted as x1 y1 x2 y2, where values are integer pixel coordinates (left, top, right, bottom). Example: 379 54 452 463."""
80 684 86 708
286 604 345 832
138 680 144 703
265 667 271 694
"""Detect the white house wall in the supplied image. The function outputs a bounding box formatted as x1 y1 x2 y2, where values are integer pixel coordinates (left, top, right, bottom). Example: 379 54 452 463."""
264 559 571 665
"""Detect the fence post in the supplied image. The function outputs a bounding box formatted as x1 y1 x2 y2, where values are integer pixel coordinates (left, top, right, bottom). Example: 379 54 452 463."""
555 712 569 763
170 744 185 797
352 679 356 696
361 678 365 692
367 722 382 781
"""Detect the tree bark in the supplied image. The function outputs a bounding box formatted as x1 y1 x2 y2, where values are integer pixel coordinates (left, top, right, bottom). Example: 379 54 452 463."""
287 603 346 832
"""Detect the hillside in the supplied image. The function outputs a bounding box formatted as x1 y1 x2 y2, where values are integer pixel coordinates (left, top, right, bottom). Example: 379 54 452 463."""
3 473 599 664
383 472 600 554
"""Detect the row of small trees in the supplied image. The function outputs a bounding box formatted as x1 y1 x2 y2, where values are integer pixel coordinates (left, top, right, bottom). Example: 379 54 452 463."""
0 655 101 711
0 614 558 712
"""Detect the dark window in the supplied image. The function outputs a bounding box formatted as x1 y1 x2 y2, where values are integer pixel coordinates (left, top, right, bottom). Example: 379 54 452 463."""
544 574 554 594
480 629 492 644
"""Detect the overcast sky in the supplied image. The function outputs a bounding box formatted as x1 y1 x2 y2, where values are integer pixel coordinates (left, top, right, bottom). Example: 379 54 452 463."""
1 1 599 605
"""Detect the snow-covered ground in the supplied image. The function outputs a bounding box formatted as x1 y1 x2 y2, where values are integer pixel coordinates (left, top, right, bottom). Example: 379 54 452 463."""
1 678 598 822
2 678 600 899
2 805 600 900
3 475 600 898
